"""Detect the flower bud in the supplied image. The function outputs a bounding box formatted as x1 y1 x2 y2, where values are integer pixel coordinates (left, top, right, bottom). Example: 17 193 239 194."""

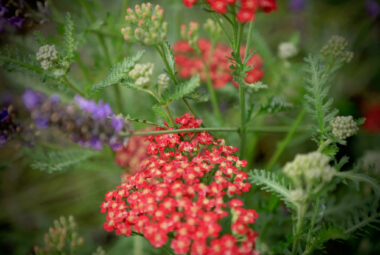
320 35 354 63
331 115 359 140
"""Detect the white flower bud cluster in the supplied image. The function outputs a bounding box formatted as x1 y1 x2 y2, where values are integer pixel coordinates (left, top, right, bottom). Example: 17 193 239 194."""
203 18 221 38
129 63 154 86
289 189 307 203
121 3 168 45
331 115 359 140
36 44 58 70
320 35 354 63
284 151 336 183
157 73 170 87
278 42 298 60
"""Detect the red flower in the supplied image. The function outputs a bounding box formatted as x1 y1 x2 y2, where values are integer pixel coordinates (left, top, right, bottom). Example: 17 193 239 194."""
183 0 277 23
174 39 264 89
101 113 259 254
363 103 380 133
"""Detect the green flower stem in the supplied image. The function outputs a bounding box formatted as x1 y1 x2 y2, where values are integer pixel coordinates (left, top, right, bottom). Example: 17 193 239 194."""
119 126 304 137
306 198 320 247
154 44 197 124
266 108 306 171
317 138 332 152
239 85 247 158
202 58 223 124
62 75 85 97
292 204 307 255
133 236 143 255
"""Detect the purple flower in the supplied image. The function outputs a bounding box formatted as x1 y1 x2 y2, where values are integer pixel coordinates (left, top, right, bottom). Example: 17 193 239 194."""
0 109 9 122
74 96 113 119
0 4 8 17
289 0 305 12
22 89 45 110
90 137 103 150
8 16 24 28
112 115 124 132
35 117 49 129
0 134 7 147
366 0 380 17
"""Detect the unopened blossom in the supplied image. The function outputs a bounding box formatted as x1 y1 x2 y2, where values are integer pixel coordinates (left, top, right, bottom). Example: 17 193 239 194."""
157 73 170 88
101 113 259 255
36 44 58 70
22 90 131 150
331 116 359 140
203 18 221 39
320 35 354 64
121 3 168 45
278 42 298 59
284 151 336 184
128 63 154 86
33 216 84 255
180 22 199 49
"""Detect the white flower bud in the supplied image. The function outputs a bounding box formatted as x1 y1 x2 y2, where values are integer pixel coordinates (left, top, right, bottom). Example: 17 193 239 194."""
36 44 58 70
331 116 359 140
278 42 298 59
157 73 170 87
129 63 154 86
289 189 307 203
284 151 336 183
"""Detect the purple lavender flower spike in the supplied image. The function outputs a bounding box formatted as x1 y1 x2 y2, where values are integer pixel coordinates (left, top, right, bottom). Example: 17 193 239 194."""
0 134 7 147
112 115 124 132
289 0 305 12
90 137 103 150
22 89 45 110
8 16 24 28
0 109 9 122
35 117 49 129
50 95 60 104
366 0 380 17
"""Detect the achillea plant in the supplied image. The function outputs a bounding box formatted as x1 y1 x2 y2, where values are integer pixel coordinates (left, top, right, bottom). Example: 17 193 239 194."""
0 0 379 254
101 113 258 255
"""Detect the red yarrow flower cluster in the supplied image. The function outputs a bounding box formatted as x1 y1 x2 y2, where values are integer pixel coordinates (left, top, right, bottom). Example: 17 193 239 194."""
174 38 263 89
182 0 277 23
101 113 259 255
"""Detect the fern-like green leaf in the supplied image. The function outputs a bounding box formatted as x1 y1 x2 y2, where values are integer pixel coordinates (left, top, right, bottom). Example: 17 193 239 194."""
163 41 175 73
91 51 144 92
63 13 76 62
152 104 170 124
342 203 380 236
304 225 346 254
161 75 200 104
336 170 380 196
249 169 295 208
303 55 338 141
30 148 101 173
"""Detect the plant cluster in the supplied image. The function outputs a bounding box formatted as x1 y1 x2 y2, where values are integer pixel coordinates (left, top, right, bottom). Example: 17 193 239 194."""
0 0 379 255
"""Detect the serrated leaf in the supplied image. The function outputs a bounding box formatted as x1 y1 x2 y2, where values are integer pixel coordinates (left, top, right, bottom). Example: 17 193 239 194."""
63 13 76 62
152 104 170 124
30 148 101 173
91 51 144 92
161 75 200 104
249 169 295 208
163 42 175 72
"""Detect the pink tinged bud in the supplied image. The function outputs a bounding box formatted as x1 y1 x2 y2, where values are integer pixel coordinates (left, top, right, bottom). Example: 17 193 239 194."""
138 19 143 25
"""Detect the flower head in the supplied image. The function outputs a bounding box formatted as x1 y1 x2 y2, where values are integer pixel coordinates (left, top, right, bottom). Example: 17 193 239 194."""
121 3 168 45
101 113 258 254
320 35 354 64
330 116 359 140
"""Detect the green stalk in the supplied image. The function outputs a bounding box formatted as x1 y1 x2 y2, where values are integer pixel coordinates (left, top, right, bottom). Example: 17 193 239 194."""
239 84 246 158
120 125 302 137
266 108 306 171
62 75 85 96
202 58 222 123
154 44 197 123
292 204 306 255
306 198 320 247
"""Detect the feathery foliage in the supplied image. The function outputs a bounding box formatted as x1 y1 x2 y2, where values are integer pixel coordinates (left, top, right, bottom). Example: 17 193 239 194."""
303 55 338 142
29 148 101 173
63 13 76 63
249 169 295 208
91 51 144 92
161 75 200 104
